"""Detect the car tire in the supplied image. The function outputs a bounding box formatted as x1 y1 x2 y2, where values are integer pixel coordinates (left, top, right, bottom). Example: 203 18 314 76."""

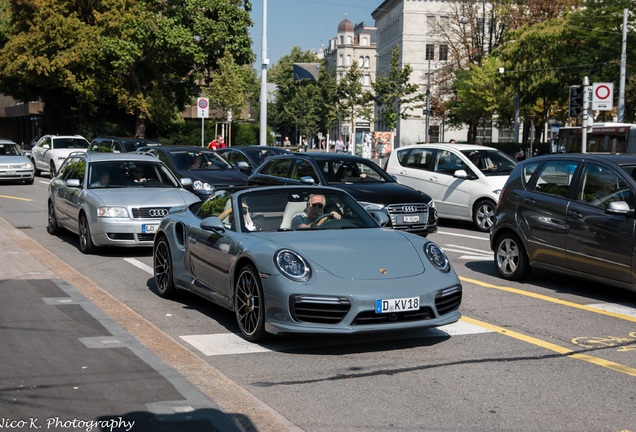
78 214 96 254
234 264 269 342
32 159 41 177
49 161 56 179
494 232 530 280
47 200 60 235
473 199 496 232
154 236 177 299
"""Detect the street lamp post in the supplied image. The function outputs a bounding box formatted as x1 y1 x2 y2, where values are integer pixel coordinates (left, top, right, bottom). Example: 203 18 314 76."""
259 0 268 146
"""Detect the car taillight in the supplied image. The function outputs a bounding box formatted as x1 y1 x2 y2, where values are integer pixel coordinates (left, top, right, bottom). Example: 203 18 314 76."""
496 185 509 210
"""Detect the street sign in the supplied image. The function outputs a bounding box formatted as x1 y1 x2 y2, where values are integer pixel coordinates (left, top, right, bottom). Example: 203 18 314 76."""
197 97 209 118
592 83 613 111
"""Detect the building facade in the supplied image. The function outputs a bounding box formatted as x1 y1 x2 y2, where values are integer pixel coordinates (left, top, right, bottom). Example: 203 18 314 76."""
324 18 378 149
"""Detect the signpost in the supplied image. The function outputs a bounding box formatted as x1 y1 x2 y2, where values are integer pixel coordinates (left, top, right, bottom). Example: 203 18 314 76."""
197 97 209 147
592 83 614 111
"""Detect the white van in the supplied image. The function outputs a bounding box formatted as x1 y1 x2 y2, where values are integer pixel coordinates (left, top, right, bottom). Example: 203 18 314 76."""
385 143 517 231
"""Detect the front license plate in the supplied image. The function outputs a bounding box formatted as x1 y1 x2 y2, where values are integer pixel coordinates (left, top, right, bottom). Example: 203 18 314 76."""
142 224 158 234
375 296 420 313
403 215 420 223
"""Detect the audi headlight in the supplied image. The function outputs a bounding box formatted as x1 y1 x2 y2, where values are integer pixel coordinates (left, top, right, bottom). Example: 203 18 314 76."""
97 206 129 218
425 242 450 273
359 201 385 211
274 249 311 282
193 180 214 191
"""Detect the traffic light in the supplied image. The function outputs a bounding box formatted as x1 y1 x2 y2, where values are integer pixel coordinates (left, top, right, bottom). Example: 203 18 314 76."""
569 85 583 117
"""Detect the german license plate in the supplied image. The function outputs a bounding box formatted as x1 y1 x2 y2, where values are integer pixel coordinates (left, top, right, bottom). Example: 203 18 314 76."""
142 224 158 234
403 215 419 223
375 297 420 313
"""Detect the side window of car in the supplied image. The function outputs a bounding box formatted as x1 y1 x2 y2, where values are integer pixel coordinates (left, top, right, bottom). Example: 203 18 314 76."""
522 162 540 184
61 157 86 182
404 148 434 171
435 150 464 175
261 159 293 178
531 160 579 197
396 149 411 167
291 160 317 182
156 151 169 166
576 163 630 209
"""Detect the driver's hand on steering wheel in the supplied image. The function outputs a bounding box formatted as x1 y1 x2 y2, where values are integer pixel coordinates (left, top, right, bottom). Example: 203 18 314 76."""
316 211 341 226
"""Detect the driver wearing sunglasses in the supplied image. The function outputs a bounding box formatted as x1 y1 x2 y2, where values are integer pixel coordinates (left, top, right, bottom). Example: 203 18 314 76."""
291 194 341 229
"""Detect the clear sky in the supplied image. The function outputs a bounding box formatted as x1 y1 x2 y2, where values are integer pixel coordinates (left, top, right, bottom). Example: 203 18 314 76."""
249 0 381 67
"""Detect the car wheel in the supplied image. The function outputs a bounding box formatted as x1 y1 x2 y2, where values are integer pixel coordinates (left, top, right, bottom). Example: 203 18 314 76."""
473 199 496 232
78 214 96 254
234 264 269 342
49 161 56 179
494 232 530 280
32 159 41 176
47 201 60 235
154 236 177 299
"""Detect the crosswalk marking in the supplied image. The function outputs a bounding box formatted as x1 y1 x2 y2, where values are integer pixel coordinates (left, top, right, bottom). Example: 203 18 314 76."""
180 320 492 356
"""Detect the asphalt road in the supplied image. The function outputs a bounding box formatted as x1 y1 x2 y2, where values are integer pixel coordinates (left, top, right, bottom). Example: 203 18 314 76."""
1 177 636 432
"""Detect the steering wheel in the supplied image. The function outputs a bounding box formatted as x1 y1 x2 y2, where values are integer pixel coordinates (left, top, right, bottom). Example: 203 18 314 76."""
311 213 334 227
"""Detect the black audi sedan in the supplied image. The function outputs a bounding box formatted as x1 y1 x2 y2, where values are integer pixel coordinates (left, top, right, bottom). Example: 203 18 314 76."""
247 152 438 236
136 146 248 200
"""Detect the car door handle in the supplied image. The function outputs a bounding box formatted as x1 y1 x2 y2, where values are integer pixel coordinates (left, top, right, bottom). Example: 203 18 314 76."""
399 170 407 175
523 197 535 205
567 210 583 219
430 176 438 182
188 236 197 244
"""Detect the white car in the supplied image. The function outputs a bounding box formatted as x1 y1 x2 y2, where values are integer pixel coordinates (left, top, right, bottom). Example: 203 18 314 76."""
31 134 90 178
385 143 517 231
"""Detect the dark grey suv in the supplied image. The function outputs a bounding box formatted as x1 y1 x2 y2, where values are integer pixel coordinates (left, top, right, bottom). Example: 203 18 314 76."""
490 153 636 293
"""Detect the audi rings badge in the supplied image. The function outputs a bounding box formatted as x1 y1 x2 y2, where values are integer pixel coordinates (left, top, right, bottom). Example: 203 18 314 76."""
148 208 169 218
401 206 417 213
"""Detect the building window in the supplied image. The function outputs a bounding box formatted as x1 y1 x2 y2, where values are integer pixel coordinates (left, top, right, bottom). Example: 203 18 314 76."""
438 16 449 31
427 16 436 34
358 56 364 67
339 54 344 66
346 55 351 66
425 44 435 60
439 44 448 61
362 36 368 46
340 36 344 44
477 120 493 143
365 56 370 67
363 74 370 86
347 36 353 44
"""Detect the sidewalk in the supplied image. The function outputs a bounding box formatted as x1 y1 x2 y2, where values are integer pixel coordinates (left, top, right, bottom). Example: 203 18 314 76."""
0 217 298 432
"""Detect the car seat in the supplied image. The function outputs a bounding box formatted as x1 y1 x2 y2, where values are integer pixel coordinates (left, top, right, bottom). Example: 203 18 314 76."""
280 201 307 229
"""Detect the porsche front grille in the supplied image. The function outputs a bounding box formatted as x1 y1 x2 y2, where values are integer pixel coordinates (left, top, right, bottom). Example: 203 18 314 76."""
290 296 351 324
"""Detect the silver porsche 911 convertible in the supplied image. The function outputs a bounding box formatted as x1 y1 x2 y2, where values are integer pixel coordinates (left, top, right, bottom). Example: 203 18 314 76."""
153 185 462 342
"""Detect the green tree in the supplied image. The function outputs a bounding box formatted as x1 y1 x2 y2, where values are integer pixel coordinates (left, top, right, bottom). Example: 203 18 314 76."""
372 47 424 132
267 46 320 143
336 62 373 153
0 0 254 136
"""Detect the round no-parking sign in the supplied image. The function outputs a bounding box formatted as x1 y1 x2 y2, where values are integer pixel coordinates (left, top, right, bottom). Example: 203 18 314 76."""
592 83 613 111
197 97 209 118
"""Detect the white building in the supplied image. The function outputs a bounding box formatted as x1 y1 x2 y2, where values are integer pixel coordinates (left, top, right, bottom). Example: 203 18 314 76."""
324 18 378 147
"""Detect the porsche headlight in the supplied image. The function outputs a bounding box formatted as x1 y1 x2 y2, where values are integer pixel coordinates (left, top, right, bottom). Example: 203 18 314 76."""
425 242 450 273
97 206 129 218
359 201 385 211
193 180 213 191
274 249 311 282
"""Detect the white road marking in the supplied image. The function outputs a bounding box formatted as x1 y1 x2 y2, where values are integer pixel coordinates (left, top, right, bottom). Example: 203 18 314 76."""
435 230 489 241
586 303 636 318
180 321 492 356
124 258 153 274
441 244 492 261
